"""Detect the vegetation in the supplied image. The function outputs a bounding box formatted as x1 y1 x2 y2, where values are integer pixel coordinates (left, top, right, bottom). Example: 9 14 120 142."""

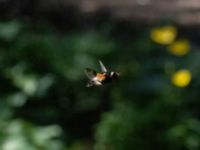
0 18 200 150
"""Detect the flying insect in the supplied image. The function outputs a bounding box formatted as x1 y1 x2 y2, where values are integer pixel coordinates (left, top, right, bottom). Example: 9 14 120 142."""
85 60 119 87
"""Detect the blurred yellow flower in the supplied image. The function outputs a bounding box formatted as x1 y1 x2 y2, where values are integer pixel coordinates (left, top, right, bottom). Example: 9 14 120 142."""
167 39 190 56
150 25 177 45
171 69 192 88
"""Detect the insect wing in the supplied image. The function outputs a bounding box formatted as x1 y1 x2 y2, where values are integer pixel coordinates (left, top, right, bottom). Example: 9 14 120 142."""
85 68 96 79
86 80 94 87
99 60 107 73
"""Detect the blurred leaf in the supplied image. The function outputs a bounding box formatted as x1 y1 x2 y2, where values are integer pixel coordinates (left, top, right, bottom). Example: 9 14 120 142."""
0 21 21 41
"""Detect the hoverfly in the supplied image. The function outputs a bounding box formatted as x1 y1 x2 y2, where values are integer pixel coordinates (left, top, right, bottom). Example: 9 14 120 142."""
85 60 119 87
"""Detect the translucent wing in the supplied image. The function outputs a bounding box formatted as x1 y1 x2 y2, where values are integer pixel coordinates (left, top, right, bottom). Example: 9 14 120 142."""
85 68 96 79
86 80 94 87
99 60 107 73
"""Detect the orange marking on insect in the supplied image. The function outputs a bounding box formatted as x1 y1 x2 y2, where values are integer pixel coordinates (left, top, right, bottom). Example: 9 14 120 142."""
96 73 106 81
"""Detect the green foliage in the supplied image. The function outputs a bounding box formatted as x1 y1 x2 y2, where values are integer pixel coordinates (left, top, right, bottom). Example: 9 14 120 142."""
1 120 63 150
0 19 200 150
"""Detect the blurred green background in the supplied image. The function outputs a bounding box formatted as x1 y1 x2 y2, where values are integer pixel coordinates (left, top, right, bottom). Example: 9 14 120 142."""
1 1 200 150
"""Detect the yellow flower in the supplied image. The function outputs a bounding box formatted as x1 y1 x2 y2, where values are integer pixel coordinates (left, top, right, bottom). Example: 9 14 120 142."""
150 25 177 45
167 39 190 56
171 69 192 88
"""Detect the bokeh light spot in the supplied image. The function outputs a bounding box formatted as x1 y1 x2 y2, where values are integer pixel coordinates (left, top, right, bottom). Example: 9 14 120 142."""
171 69 192 88
150 25 177 45
168 39 190 56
